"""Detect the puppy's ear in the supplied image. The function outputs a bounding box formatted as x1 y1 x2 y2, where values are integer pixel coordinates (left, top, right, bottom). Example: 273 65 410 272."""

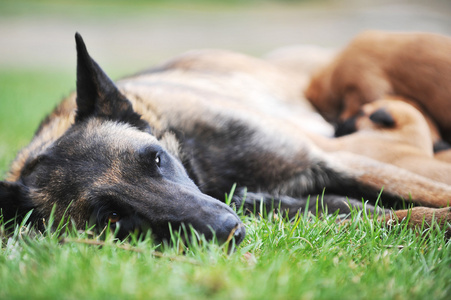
0 181 36 223
369 108 395 127
74 33 149 131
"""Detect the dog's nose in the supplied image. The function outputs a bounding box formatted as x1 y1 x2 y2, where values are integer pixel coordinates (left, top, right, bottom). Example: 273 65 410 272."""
232 223 246 245
218 214 246 246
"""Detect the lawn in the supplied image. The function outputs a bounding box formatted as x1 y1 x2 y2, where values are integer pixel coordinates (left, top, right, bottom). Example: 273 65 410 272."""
0 69 74 177
0 67 450 300
0 202 450 299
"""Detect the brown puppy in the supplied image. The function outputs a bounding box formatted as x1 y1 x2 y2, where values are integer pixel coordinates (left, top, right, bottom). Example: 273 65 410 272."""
315 97 451 185
304 30 451 143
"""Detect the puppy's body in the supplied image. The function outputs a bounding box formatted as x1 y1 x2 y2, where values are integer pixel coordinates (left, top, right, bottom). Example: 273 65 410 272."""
305 30 451 143
1 36 451 240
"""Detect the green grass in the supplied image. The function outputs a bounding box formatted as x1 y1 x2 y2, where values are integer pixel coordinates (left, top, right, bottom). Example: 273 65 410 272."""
1 69 450 300
0 69 75 177
0 208 450 299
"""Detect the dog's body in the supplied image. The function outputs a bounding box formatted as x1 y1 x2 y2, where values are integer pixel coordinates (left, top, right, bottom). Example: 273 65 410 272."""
305 30 451 144
314 97 451 185
1 34 451 243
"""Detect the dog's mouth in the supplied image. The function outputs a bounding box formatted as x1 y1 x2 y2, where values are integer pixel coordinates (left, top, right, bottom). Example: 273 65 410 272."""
223 222 246 249
182 221 246 253
90 211 246 250
164 216 246 251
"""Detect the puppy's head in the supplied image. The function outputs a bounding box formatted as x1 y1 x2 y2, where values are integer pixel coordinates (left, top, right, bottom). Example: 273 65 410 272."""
337 97 433 152
356 98 428 132
335 101 395 137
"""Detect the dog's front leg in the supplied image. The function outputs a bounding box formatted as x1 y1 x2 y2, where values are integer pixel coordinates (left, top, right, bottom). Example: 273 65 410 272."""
232 189 387 219
232 190 310 218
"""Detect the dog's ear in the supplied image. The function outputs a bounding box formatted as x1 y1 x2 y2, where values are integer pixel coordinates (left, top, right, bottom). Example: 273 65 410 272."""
369 108 395 127
0 181 36 223
74 33 149 130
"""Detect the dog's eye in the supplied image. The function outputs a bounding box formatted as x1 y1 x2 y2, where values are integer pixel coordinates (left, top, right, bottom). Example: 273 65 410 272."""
108 212 121 224
139 147 162 169
155 154 161 167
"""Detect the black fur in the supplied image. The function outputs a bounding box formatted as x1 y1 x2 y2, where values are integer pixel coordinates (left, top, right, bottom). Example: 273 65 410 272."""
0 181 37 223
232 189 389 218
335 111 362 137
433 140 451 152
369 108 396 127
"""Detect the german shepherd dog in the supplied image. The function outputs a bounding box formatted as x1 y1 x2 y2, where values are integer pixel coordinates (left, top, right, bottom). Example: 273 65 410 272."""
1 34 450 245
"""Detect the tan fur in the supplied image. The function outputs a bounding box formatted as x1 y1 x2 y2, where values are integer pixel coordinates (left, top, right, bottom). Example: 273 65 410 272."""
435 150 451 163
305 30 451 143
386 207 451 238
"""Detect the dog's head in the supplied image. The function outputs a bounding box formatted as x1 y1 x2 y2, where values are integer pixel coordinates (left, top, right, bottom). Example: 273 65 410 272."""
0 33 245 245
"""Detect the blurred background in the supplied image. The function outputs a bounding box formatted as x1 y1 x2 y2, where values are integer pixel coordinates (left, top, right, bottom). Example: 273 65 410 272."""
1 0 451 173
2 0 451 71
